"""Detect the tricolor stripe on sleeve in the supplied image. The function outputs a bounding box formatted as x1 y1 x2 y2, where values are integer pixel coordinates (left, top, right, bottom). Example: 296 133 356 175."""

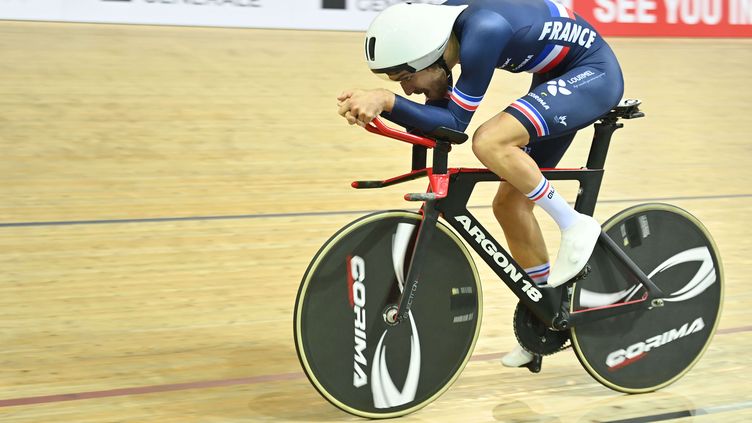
509 99 549 137
450 87 483 112
525 44 571 73
520 0 575 74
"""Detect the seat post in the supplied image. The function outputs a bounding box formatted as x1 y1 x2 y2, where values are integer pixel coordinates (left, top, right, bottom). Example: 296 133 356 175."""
574 120 623 216
586 120 623 170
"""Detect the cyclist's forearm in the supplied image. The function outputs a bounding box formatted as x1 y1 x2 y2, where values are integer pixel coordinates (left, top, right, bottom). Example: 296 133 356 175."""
384 95 469 133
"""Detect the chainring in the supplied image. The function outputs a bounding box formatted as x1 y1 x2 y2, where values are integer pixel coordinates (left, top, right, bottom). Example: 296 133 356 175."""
513 301 570 356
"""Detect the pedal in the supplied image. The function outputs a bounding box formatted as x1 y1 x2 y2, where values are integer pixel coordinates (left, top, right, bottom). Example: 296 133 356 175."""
524 355 542 373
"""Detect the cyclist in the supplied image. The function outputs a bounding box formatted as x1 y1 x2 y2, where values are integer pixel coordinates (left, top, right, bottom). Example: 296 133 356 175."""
337 0 623 368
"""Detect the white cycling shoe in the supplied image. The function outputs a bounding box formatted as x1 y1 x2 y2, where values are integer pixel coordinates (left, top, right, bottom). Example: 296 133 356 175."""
501 344 534 367
548 214 602 288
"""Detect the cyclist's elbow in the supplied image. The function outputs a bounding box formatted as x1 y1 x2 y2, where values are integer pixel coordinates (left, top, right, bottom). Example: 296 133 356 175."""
445 118 469 134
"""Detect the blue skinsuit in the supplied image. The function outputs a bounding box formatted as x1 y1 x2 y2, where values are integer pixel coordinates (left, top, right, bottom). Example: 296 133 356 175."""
381 0 624 167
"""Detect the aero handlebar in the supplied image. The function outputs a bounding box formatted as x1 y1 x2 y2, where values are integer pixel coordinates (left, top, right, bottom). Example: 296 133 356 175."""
365 117 437 149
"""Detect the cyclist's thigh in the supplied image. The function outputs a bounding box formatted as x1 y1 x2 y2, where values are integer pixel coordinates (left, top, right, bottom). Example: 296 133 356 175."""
505 58 623 142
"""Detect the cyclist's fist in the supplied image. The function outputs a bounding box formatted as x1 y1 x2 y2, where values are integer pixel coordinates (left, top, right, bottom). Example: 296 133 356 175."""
337 89 395 127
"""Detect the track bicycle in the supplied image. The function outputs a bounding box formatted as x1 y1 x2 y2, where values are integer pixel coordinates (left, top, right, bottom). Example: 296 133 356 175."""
293 100 723 418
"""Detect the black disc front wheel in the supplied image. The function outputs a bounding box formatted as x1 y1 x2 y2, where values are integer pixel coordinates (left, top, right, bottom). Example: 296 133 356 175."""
294 211 482 418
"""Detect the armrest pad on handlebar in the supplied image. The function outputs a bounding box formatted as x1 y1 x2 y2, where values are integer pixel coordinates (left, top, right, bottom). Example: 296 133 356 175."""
366 118 468 146
427 126 468 145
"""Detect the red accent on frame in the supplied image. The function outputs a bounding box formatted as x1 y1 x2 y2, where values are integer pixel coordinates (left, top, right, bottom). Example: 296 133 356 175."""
385 169 427 184
354 167 585 189
366 118 436 149
449 167 584 174
571 292 649 315
351 169 429 189
451 168 484 174
539 167 584 171
428 171 450 199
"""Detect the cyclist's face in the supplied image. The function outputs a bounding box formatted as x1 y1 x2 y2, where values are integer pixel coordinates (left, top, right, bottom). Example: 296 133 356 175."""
390 66 448 102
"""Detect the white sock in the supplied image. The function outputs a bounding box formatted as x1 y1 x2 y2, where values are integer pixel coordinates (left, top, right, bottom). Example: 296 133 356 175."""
526 176 579 230
524 263 550 287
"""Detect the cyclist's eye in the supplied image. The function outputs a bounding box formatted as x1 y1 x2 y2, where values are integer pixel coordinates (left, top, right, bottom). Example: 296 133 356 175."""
387 71 413 82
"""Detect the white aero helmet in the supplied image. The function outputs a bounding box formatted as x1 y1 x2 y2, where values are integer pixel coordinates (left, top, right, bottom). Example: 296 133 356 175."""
365 2 468 76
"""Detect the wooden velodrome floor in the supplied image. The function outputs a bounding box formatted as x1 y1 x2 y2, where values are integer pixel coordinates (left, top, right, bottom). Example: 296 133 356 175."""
0 20 751 422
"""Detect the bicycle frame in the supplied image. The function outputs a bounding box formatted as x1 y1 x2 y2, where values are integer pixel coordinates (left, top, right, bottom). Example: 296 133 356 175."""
354 107 665 330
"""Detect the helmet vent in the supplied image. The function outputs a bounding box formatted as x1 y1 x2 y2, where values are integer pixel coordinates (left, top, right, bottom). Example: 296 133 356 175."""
366 37 376 61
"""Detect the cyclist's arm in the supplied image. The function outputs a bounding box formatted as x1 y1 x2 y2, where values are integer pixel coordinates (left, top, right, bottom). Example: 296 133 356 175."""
381 97 449 133
382 12 513 133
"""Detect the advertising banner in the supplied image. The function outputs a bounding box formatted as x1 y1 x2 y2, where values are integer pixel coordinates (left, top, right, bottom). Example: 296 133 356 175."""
0 0 750 36
575 0 752 36
0 0 442 30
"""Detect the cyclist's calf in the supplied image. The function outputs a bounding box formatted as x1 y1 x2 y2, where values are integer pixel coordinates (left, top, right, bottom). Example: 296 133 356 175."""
492 183 535 223
492 182 549 270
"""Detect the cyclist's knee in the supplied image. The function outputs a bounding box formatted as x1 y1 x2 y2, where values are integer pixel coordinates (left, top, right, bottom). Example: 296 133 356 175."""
472 117 528 162
471 125 505 161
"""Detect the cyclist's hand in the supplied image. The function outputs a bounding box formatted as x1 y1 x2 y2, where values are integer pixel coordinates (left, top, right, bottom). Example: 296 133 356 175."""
337 90 362 126
337 91 353 102
337 89 394 127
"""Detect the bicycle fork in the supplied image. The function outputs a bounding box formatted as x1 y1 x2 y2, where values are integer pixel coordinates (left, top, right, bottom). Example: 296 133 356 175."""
391 141 450 325
391 201 441 323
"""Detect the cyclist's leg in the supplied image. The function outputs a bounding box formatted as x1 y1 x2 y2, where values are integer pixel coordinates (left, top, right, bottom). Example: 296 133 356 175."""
473 114 598 288
495 181 549 367
476 57 623 287
492 52 623 367
497 132 577 368
493 183 546 268
493 132 576 272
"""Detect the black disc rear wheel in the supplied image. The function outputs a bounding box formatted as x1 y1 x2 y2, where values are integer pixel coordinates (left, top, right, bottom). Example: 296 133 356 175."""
570 203 723 393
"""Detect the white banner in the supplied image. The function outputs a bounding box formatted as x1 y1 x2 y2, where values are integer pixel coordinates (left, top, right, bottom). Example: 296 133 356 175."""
0 0 444 30
2 0 747 36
